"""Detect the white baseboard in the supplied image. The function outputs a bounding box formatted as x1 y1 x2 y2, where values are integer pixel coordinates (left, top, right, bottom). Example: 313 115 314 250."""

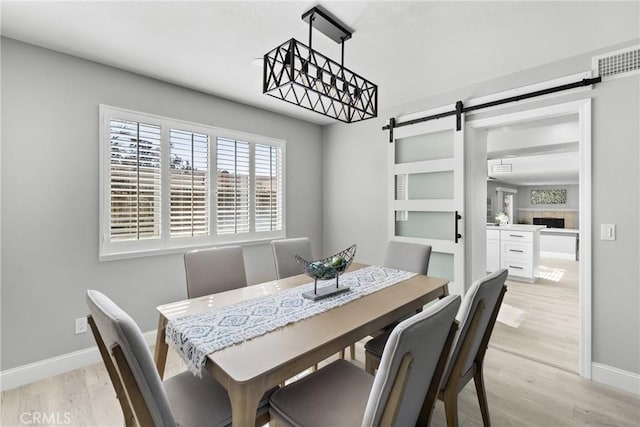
0 330 157 392
540 251 576 260
4 332 638 398
592 362 640 395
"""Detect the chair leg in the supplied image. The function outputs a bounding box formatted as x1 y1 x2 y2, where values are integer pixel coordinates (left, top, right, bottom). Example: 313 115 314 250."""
349 343 356 360
338 349 345 359
474 368 491 427
124 413 136 427
365 352 380 375
443 389 459 427
254 411 271 427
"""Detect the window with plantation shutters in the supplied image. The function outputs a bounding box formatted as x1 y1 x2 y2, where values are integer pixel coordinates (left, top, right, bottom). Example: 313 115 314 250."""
109 119 162 241
216 137 251 235
170 130 209 237
100 105 285 260
255 144 283 232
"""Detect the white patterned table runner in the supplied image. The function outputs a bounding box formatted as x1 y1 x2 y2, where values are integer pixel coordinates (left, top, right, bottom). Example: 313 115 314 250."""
165 265 416 375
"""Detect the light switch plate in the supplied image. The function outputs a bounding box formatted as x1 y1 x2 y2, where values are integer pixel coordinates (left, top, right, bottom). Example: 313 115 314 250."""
600 224 616 241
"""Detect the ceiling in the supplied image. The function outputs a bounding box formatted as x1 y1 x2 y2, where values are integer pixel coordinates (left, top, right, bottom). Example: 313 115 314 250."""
487 152 580 186
487 116 580 186
2 1 639 125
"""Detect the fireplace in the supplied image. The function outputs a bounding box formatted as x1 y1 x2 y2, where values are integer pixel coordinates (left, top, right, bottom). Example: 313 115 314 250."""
533 217 565 228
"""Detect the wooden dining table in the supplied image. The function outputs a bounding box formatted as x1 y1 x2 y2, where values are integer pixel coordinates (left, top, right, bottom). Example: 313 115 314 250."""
153 263 449 427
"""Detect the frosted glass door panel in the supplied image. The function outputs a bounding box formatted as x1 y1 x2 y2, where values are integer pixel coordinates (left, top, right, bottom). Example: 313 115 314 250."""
394 171 454 200
428 252 454 282
388 113 464 294
395 130 453 163
395 211 454 240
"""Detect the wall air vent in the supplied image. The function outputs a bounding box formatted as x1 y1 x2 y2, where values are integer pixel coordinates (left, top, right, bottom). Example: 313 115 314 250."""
592 45 640 81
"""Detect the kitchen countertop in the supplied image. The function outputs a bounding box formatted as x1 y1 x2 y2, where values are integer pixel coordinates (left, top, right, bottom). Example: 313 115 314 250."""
540 228 579 235
486 224 547 232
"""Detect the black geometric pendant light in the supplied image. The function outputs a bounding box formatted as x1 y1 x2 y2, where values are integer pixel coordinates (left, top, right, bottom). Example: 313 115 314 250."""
263 6 378 123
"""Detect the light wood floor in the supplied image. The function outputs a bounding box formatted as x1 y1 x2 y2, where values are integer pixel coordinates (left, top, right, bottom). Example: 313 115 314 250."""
491 257 579 373
2 339 639 426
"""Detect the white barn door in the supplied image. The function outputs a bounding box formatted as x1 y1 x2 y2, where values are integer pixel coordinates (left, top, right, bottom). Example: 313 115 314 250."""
388 113 465 295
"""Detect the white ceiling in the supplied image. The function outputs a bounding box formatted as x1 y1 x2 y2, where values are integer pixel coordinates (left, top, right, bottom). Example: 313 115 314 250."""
2 1 639 125
488 152 580 186
487 116 579 186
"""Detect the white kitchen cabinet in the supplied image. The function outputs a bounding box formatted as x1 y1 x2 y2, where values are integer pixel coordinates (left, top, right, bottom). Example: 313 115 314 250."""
500 229 541 282
540 229 579 260
486 229 501 272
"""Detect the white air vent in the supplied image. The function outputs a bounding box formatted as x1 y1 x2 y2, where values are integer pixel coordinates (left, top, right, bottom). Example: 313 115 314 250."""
592 45 640 80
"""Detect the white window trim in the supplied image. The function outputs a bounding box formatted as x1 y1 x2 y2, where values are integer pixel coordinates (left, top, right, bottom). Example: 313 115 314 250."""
99 105 286 261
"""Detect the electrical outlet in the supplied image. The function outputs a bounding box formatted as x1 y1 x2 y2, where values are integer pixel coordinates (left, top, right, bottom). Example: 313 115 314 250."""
75 317 88 334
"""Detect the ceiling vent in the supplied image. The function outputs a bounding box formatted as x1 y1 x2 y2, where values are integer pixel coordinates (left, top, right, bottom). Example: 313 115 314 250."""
592 45 640 81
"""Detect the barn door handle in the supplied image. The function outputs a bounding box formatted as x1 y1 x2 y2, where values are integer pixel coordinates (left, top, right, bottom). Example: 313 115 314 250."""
454 211 462 243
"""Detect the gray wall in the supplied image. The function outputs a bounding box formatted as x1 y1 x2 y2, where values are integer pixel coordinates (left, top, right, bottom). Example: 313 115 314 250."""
1 38 324 370
323 39 640 375
322 119 388 263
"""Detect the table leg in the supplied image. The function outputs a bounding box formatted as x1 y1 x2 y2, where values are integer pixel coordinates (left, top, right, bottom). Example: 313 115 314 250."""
438 284 450 299
228 380 265 427
153 316 168 379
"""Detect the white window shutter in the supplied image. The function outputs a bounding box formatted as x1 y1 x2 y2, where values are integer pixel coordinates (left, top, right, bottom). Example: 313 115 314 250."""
170 129 210 237
255 144 283 232
109 119 162 241
216 137 251 235
101 105 285 260
395 174 408 222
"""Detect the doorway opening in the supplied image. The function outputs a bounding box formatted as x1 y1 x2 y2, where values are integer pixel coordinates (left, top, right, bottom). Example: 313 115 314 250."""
468 99 592 378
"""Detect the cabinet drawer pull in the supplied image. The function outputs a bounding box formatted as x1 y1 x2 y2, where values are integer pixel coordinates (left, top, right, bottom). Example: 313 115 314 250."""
509 265 524 269
509 249 524 253
509 234 524 238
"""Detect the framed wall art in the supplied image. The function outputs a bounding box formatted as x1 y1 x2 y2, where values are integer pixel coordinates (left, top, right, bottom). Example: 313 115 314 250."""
530 189 567 204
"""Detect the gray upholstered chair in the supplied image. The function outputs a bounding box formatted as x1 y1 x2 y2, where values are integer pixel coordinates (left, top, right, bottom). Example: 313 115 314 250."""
271 237 355 361
365 269 508 427
383 240 432 274
86 289 271 427
363 241 433 372
269 294 461 427
184 246 247 298
271 237 312 280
